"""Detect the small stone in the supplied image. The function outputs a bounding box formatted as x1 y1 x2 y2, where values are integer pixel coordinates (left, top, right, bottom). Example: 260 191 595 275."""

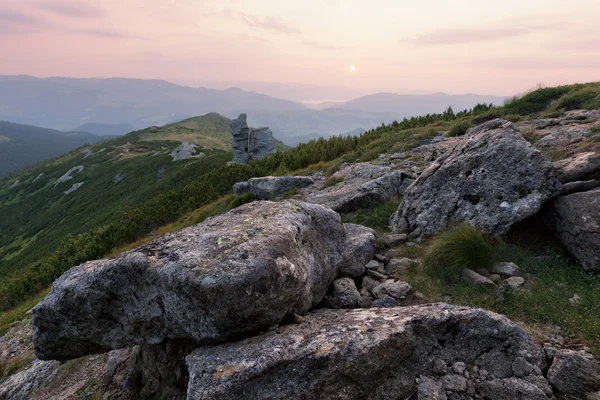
324 278 361 309
433 359 448 375
373 254 386 263
372 280 412 300
366 269 388 280
361 276 380 294
488 274 502 283
461 269 497 287
505 276 525 289
417 376 447 400
452 361 466 375
370 294 399 308
441 374 467 392
379 233 408 248
365 260 380 270
491 262 523 277
512 357 534 378
476 268 490 277
569 294 582 305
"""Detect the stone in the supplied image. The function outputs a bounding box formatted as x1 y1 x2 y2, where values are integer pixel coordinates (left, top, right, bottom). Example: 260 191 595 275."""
561 179 600 195
370 294 399 308
417 376 447 400
511 356 535 378
546 349 600 398
505 276 525 289
489 274 502 283
232 176 314 200
366 269 388 280
231 113 275 164
0 360 60 400
170 141 205 161
547 188 600 272
461 269 497 287
365 260 380 270
324 278 362 309
390 119 561 239
379 233 408 248
491 262 522 277
53 166 84 186
476 268 490 276
453 361 466 375
385 257 413 276
553 152 600 183
361 276 380 294
32 200 346 361
372 280 412 300
186 304 548 399
441 374 467 392
304 162 413 213
339 224 376 278
478 378 549 400
433 359 448 375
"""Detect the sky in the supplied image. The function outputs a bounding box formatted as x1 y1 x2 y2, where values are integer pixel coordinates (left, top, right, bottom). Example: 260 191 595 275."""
0 0 599 99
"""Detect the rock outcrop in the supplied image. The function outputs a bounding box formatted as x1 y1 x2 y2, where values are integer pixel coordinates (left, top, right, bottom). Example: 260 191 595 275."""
170 141 205 161
546 349 600 399
32 200 346 361
547 188 600 272
233 176 314 200
516 109 599 148
186 304 550 400
231 114 275 164
390 119 562 239
304 162 414 213
553 152 600 183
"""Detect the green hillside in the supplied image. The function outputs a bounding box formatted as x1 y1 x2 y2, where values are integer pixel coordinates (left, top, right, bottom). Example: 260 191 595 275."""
0 113 236 281
0 121 106 176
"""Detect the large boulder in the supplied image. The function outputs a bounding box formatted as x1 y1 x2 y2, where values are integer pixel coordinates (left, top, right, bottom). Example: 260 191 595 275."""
339 223 376 278
547 188 600 272
231 114 275 164
304 163 414 213
32 200 346 361
546 349 600 399
390 120 562 239
233 176 314 200
186 304 549 400
553 152 600 183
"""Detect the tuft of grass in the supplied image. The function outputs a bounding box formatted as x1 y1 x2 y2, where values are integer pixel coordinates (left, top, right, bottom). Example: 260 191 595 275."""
0 291 47 336
446 121 472 137
0 355 36 379
520 129 541 145
342 197 401 232
591 125 600 134
321 175 345 189
421 225 494 281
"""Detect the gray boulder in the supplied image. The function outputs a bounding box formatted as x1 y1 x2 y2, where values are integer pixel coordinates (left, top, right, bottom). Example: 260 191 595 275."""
324 278 361 309
553 152 600 183
339 223 376 277
561 179 600 195
461 269 497 287
546 349 600 398
304 162 413 213
233 176 314 200
32 200 346 361
491 262 522 277
231 114 275 164
186 304 549 400
371 279 412 300
548 188 600 272
390 119 562 239
170 141 205 161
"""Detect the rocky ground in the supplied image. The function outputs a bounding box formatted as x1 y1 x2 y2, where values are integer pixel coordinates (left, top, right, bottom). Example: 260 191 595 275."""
2 111 600 399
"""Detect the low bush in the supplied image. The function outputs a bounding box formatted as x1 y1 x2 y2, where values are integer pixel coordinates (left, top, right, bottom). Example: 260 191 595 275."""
446 121 472 137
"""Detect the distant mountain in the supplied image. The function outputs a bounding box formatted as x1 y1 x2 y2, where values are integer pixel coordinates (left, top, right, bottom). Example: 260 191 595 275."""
337 93 507 115
72 123 135 136
0 121 105 176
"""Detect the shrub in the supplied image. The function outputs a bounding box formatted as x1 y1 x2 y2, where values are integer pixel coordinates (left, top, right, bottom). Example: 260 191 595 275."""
446 121 472 137
422 225 494 281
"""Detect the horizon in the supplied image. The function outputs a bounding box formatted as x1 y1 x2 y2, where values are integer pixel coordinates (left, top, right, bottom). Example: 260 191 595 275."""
1 0 599 100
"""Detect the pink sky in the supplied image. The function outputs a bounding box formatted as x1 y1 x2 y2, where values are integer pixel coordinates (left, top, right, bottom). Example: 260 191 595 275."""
0 0 599 97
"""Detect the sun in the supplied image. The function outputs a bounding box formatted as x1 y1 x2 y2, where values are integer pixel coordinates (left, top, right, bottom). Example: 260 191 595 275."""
349 65 356 72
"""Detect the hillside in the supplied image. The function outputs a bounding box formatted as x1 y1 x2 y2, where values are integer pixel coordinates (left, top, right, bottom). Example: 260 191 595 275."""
0 113 240 283
0 121 105 176
72 122 135 136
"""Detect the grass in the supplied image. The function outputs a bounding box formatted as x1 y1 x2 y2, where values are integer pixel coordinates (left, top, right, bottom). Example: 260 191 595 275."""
591 125 600 134
421 225 495 281
0 354 36 379
342 197 401 232
446 121 472 137
320 175 345 189
0 291 48 336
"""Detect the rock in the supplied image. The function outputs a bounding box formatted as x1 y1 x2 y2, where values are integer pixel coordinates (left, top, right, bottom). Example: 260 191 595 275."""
231 113 275 164
553 152 600 183
548 188 600 272
453 361 466 375
232 176 314 200
365 260 380 270
186 304 548 400
370 294 399 308
505 276 525 289
373 254 386 263
0 360 60 400
547 349 600 398
489 274 502 283
433 359 448 375
461 269 497 287
390 119 561 239
304 162 412 213
378 233 408 248
372 280 412 300
361 276 380 294
170 141 205 161
476 268 490 276
478 378 549 400
385 257 413 276
366 269 388 280
417 376 447 400
53 166 84 186
339 224 376 278
441 374 467 392
32 200 346 361
64 182 84 194
561 179 600 195
324 278 362 309
491 262 522 277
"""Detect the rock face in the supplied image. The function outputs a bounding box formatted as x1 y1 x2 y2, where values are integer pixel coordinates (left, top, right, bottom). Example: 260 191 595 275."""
32 200 346 361
304 162 414 213
390 119 562 239
186 304 550 400
233 176 314 200
553 152 600 183
548 188 600 272
231 114 275 164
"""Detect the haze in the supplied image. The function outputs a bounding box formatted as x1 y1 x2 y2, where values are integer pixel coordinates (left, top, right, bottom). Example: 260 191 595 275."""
1 0 599 99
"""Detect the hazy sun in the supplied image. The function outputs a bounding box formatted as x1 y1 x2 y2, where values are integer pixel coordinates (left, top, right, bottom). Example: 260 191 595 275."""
349 65 356 72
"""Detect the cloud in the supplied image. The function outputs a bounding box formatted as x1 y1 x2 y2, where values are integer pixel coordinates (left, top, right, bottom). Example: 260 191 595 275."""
0 9 42 24
472 56 600 70
33 1 106 19
407 24 553 45
208 8 301 36
301 40 347 50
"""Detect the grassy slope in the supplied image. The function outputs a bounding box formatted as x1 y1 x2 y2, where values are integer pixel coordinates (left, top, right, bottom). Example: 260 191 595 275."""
0 113 234 278
1 82 600 349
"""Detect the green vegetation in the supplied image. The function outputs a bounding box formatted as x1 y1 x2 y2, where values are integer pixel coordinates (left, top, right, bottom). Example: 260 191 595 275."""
421 225 495 281
342 197 401 232
446 121 472 137
320 175 345 189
